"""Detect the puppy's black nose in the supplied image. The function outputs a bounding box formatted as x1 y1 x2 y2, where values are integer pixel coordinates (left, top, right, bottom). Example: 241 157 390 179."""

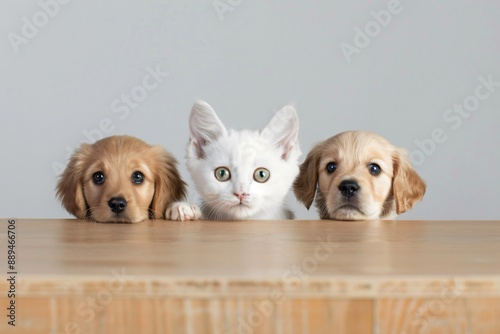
339 180 359 198
108 197 127 213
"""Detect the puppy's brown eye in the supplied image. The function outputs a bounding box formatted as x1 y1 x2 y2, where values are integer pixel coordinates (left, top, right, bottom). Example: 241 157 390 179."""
132 171 144 184
369 163 381 175
93 172 105 185
326 162 337 173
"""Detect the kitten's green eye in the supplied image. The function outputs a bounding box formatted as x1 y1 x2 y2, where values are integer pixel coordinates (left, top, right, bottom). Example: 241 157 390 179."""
214 167 231 182
253 168 270 183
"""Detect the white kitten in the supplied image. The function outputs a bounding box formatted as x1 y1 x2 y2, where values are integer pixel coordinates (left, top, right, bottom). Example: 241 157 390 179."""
186 101 301 220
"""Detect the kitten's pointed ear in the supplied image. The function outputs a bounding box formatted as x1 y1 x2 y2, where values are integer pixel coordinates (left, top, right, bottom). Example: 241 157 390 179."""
263 105 299 160
189 101 227 159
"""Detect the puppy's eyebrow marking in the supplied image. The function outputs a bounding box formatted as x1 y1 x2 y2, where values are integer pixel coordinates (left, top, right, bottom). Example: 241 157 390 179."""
132 163 150 172
130 166 144 172
368 158 384 166
88 160 105 171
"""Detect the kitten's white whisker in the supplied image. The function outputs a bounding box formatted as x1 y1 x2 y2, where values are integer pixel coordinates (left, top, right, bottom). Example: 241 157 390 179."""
202 199 231 221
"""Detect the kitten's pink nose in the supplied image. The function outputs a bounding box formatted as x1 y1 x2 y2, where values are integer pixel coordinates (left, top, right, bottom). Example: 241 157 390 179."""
233 192 248 202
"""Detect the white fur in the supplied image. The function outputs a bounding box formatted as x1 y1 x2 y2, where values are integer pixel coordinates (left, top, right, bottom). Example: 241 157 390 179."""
186 101 301 220
165 202 202 221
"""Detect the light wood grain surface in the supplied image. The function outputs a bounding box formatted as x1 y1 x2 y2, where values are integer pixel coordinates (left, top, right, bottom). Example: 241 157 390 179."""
1 219 499 334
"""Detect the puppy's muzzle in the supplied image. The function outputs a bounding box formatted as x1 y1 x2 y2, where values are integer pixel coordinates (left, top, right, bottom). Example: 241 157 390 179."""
339 180 359 198
108 197 127 214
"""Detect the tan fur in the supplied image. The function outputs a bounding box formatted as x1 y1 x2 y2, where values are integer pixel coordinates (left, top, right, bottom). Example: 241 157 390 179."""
392 149 427 214
293 131 426 220
56 135 187 223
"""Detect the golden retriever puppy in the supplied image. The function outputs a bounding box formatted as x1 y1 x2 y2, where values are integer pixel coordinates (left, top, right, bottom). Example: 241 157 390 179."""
56 135 200 223
293 131 426 220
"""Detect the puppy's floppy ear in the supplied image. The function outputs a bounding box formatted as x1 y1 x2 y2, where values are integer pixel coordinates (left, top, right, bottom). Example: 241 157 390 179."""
188 101 227 159
392 149 426 214
293 143 322 209
56 144 90 219
261 105 300 160
149 147 187 219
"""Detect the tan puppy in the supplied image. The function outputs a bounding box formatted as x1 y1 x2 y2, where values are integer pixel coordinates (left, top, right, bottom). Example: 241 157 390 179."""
57 135 200 223
293 131 426 220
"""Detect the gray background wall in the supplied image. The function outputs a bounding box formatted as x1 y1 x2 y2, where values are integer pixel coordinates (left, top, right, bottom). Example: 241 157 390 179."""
1 0 499 220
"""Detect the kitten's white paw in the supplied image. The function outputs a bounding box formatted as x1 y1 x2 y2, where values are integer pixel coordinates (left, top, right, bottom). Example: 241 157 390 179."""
165 202 201 221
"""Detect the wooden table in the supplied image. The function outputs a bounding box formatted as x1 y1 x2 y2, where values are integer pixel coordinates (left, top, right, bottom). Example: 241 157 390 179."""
1 219 499 334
